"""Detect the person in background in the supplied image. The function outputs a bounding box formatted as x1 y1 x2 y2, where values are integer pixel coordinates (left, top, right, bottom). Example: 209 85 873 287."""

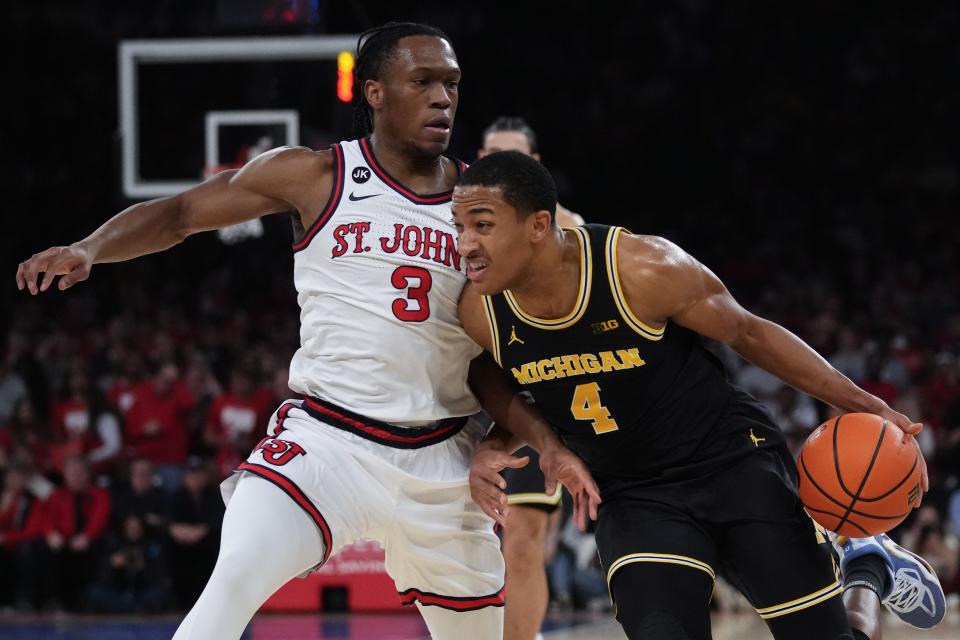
88 513 171 613
167 457 223 608
110 458 167 537
124 360 195 491
40 455 111 610
0 463 46 609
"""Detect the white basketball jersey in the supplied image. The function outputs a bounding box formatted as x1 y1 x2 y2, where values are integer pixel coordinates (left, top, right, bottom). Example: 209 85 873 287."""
288 138 481 426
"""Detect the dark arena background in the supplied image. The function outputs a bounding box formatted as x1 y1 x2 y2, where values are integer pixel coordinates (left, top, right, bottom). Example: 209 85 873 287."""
3 2 959 638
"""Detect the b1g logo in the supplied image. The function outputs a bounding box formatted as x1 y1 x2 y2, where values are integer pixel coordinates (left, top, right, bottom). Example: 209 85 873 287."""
256 438 306 466
352 167 371 183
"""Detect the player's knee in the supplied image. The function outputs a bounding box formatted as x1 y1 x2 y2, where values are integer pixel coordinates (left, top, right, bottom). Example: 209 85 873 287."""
503 510 548 563
206 550 266 604
621 610 691 640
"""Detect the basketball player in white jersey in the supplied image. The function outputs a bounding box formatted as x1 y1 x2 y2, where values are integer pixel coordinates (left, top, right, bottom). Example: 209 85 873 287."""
476 116 584 640
16 22 600 640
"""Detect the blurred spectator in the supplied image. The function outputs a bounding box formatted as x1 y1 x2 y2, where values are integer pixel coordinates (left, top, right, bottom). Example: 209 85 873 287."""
768 385 820 457
860 351 899 407
124 360 195 490
0 398 52 477
829 328 867 383
50 367 122 476
0 463 45 608
39 455 111 610
0 353 28 426
167 457 223 607
204 367 272 479
736 363 782 407
899 506 960 595
547 514 609 612
110 458 167 536
88 514 171 613
106 350 148 416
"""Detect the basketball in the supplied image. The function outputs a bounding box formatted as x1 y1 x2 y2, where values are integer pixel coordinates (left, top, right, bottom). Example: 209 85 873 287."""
797 413 923 537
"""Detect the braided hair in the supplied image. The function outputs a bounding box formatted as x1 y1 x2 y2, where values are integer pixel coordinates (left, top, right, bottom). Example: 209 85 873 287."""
353 22 453 137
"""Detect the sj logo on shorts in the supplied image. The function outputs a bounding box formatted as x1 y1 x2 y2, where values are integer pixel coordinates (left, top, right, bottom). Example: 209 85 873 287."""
256 438 307 466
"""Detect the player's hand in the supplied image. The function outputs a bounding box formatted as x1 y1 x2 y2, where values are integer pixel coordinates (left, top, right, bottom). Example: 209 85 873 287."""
468 444 529 526
876 404 928 494
539 443 602 532
16 244 93 294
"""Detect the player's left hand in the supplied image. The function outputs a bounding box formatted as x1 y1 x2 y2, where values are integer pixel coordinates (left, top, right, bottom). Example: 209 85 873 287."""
539 444 602 532
468 444 530 526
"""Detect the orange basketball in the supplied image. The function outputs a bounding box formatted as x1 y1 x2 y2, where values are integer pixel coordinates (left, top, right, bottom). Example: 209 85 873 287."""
797 413 922 538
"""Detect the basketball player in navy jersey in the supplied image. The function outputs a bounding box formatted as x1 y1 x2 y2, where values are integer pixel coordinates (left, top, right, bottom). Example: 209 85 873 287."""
455 151 945 640
16 24 600 640
477 116 584 640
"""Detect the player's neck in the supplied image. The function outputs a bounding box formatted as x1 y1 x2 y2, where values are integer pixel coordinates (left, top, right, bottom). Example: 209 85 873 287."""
508 227 580 319
367 134 448 191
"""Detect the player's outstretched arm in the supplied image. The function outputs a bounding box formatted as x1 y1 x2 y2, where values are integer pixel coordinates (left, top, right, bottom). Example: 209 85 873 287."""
16 146 332 294
616 234 922 433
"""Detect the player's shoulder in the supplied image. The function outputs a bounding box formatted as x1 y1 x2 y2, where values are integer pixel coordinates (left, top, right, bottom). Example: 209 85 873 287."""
248 145 334 174
457 282 491 345
234 146 335 194
615 232 700 297
458 281 484 314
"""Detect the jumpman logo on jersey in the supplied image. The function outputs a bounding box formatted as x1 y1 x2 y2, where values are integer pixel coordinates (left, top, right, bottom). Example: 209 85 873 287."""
508 326 525 346
749 428 766 447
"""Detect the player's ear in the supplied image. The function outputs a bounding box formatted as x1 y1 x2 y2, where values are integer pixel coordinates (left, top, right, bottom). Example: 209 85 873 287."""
364 79 384 110
529 210 553 240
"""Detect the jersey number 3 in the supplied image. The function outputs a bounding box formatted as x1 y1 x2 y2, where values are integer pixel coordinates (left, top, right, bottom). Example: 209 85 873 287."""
571 382 620 434
391 266 432 322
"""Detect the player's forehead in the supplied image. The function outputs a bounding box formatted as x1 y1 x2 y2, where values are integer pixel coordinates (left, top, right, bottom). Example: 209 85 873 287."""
388 35 459 76
452 184 508 216
483 131 531 154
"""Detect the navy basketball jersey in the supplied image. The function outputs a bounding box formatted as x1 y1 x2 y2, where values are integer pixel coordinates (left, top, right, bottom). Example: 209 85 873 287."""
482 224 782 492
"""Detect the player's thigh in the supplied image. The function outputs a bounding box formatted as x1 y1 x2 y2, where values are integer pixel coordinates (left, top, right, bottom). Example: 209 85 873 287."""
596 498 718 640
720 510 850 640
229 409 392 561
387 480 505 609
609 561 714 640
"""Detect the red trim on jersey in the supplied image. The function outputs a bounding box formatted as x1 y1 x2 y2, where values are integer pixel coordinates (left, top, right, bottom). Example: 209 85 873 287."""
302 397 467 449
292 143 345 252
237 462 333 565
358 137 454 205
398 587 505 611
272 401 297 435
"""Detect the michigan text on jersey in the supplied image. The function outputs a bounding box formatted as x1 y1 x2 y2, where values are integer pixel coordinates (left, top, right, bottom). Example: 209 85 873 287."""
510 348 646 384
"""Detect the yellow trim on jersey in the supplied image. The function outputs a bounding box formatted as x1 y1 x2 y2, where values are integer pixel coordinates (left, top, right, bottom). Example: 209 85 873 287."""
754 581 842 620
506 487 562 506
503 227 592 330
606 552 716 587
605 227 667 341
481 295 502 366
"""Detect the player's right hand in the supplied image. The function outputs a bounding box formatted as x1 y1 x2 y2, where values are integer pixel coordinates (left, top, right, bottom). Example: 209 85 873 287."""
16 245 93 294
876 403 928 494
468 445 529 526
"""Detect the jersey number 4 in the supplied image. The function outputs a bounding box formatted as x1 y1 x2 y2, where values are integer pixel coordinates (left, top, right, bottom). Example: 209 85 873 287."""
391 266 432 322
571 382 620 434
